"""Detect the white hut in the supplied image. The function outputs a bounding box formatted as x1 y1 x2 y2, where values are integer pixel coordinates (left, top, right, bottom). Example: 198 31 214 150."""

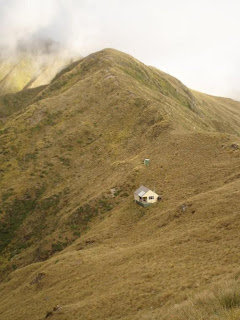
134 185 160 207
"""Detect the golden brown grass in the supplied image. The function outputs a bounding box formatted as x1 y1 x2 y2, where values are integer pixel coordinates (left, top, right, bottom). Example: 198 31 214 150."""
0 48 239 319
162 279 240 320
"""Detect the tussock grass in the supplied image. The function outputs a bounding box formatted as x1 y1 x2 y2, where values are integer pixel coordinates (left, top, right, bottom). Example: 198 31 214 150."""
164 280 240 320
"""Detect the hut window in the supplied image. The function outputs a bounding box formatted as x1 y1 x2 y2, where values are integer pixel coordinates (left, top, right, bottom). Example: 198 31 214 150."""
149 196 154 199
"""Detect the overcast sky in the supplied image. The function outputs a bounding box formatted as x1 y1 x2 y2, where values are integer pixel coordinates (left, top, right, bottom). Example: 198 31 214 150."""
0 0 240 99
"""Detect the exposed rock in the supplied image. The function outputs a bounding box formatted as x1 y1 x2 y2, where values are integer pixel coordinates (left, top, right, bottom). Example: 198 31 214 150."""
180 204 187 212
30 272 45 285
231 143 239 150
110 188 117 197
45 305 62 319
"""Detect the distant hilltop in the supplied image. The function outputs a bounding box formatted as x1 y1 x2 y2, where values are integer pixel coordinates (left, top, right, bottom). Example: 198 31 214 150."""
0 37 80 95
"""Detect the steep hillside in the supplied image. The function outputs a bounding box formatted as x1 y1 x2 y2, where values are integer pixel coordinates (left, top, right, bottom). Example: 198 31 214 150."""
0 49 239 320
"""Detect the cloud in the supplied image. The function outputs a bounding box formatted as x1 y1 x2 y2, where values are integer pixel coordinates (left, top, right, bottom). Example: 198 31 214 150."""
0 0 240 99
0 0 58 50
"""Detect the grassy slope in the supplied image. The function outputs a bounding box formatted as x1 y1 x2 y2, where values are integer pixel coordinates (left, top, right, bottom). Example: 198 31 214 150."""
161 278 240 320
0 49 239 320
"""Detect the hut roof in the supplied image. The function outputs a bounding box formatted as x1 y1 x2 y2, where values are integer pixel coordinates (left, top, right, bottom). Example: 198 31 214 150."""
134 185 150 197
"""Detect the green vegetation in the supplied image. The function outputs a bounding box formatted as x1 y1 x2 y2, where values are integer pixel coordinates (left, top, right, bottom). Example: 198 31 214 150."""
0 196 38 253
51 241 68 253
0 86 46 118
118 57 192 108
